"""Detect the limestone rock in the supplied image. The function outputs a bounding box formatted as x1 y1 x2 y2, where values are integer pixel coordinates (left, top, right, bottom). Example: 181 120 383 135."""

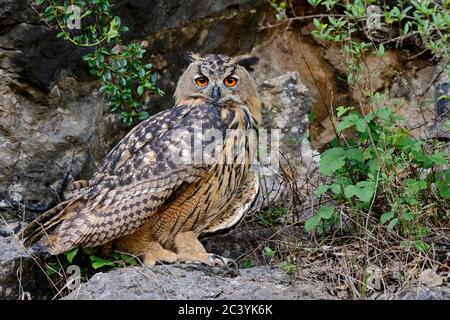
0 235 49 300
253 71 319 210
62 264 334 300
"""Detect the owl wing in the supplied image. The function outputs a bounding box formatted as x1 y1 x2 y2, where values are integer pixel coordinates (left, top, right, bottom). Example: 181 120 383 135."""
25 103 227 254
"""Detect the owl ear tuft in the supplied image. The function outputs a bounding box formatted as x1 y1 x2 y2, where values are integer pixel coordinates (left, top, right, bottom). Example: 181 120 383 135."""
231 55 259 72
183 52 201 65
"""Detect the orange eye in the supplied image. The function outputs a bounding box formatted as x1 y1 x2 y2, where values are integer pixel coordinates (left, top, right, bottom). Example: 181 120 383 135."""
224 77 238 87
195 76 209 87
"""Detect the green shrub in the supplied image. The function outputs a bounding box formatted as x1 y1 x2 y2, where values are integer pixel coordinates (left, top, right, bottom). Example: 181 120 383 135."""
270 0 449 252
311 105 448 251
45 246 138 278
33 0 164 125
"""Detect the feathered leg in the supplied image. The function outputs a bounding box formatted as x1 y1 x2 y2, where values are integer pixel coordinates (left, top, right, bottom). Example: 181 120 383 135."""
143 241 177 266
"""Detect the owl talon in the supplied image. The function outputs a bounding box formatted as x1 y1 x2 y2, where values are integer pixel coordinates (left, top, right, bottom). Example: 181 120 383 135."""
207 254 226 266
207 254 239 273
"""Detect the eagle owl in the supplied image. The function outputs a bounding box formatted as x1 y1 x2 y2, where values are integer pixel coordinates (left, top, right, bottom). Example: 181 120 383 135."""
19 53 262 266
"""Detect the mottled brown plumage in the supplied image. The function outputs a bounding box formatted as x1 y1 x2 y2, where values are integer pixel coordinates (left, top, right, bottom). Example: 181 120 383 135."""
19 53 261 266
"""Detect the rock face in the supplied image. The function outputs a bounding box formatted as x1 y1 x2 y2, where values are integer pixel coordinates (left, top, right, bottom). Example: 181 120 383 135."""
398 285 450 300
250 31 348 150
252 71 318 210
389 61 449 141
0 235 49 300
0 75 122 213
62 264 333 300
258 72 316 168
316 45 449 146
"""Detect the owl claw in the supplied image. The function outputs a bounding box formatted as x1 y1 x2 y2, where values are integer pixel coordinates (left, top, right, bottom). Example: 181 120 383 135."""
207 254 239 274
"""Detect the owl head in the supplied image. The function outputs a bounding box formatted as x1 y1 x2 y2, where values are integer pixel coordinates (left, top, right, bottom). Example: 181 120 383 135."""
174 53 260 107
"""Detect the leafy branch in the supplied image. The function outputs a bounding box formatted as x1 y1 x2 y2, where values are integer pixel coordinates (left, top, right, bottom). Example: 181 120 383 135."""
33 0 164 125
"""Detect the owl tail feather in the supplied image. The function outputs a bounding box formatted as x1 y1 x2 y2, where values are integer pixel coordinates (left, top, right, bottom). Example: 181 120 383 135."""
17 196 83 250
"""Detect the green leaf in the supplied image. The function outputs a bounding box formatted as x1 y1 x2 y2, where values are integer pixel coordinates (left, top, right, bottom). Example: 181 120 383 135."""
387 218 398 230
376 108 391 121
119 253 137 266
402 211 414 222
344 148 364 163
355 118 366 133
263 246 276 258
344 185 358 199
429 152 447 165
319 147 346 176
119 76 127 86
107 29 119 39
82 247 94 255
344 184 374 203
436 180 450 199
307 0 320 7
414 241 430 252
138 111 150 120
336 106 352 117
378 43 385 57
336 113 360 132
45 263 60 276
380 211 394 224
241 259 252 269
305 214 321 232
318 205 335 220
90 256 115 269
313 18 322 30
356 181 374 188
315 184 329 197
330 183 342 194
35 0 45 5
137 85 144 96
356 187 374 203
411 151 434 168
65 247 78 264
127 257 137 266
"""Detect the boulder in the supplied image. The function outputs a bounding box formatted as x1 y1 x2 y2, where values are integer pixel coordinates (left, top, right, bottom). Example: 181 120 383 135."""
62 264 333 300
252 71 319 212
0 235 49 300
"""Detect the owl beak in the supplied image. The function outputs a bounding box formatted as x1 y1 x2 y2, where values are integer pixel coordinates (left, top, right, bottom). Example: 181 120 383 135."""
211 85 221 103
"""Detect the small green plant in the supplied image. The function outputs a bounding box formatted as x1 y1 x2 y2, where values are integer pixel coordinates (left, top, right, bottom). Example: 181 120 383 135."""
241 259 253 269
263 246 277 258
304 204 338 232
270 0 288 21
33 0 164 125
257 205 287 226
45 246 138 278
280 257 297 274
